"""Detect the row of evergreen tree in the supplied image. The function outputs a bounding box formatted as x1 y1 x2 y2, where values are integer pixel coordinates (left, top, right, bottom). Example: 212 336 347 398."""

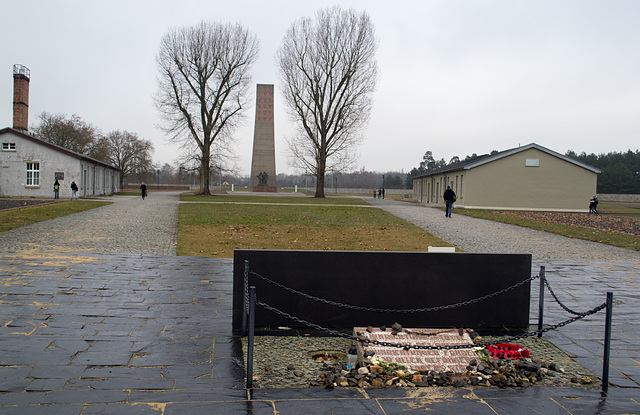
565 150 640 194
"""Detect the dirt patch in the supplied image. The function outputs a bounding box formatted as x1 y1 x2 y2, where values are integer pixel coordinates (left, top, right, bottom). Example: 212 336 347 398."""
0 199 59 211
498 212 640 236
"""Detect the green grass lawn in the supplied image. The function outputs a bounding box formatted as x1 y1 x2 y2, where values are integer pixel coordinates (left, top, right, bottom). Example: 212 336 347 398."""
178 195 452 257
0 201 111 232
598 201 640 219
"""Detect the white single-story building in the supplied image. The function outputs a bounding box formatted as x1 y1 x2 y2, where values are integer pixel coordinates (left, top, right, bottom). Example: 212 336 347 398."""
0 127 121 198
412 143 601 212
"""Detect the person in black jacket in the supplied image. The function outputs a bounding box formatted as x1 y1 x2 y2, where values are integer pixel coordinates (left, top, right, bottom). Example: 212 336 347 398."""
70 181 79 200
589 195 599 214
443 186 456 218
140 182 147 200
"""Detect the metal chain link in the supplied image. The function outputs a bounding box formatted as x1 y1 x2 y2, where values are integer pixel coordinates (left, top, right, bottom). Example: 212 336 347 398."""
543 277 581 316
243 262 250 315
250 270 540 314
256 299 606 351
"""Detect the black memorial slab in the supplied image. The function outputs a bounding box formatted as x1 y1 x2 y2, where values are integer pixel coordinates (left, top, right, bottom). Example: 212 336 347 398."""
232 250 532 332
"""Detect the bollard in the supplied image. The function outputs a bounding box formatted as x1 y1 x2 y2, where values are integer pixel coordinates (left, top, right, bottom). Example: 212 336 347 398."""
242 260 249 336
601 292 613 394
537 266 545 338
246 286 256 390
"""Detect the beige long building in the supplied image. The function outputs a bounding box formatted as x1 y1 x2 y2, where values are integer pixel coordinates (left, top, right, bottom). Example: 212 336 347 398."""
412 143 600 212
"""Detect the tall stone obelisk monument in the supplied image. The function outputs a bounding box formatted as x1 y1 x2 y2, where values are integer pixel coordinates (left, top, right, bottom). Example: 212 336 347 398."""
249 84 277 192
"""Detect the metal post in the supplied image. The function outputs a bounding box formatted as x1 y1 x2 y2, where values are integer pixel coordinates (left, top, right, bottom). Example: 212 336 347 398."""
242 260 249 336
601 292 613 394
537 266 545 338
246 286 256 390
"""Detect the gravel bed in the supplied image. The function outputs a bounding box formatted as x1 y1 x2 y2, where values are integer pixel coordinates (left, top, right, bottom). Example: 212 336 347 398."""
242 334 598 389
0 198 60 211
498 211 640 236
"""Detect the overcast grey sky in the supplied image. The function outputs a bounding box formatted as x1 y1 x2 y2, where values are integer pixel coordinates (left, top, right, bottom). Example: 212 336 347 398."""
2 0 639 175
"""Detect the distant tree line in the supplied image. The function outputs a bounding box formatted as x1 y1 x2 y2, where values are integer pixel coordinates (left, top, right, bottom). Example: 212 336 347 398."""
120 167 410 192
404 151 491 189
566 150 640 194
275 169 407 190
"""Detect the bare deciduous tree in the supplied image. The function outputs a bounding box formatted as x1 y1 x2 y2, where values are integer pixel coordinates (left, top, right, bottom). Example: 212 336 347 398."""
277 7 378 197
155 21 259 195
33 112 101 156
96 130 154 189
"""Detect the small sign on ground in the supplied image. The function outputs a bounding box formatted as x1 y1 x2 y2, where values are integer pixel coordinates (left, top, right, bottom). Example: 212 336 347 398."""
355 327 477 373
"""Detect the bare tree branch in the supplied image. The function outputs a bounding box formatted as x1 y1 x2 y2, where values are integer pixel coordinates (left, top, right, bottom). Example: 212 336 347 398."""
155 21 259 194
97 131 154 189
32 112 101 157
277 7 378 197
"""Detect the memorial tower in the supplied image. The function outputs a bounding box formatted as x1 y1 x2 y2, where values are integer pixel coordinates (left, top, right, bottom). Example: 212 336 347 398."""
249 84 276 192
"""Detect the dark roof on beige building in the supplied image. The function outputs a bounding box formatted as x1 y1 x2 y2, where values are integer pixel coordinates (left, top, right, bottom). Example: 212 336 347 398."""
413 143 601 178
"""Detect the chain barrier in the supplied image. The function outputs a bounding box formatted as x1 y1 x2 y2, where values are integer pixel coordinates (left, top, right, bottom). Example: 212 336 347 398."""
250 270 540 314
243 263 250 316
257 299 606 351
543 277 581 316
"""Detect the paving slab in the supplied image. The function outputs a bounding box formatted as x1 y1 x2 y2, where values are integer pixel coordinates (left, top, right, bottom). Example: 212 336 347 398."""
1 194 639 413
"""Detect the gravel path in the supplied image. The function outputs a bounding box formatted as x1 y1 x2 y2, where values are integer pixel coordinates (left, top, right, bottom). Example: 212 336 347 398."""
0 192 179 255
2 193 638 261
368 198 640 261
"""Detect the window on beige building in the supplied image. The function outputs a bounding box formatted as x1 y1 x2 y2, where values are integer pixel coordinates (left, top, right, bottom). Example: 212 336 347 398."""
526 158 539 167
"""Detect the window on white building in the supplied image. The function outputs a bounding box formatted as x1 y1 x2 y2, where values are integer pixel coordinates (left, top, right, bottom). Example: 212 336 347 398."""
2 143 16 151
26 162 40 186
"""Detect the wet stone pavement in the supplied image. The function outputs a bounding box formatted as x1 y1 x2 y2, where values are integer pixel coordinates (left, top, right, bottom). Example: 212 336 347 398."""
0 252 246 414
1 251 639 414
0 195 639 413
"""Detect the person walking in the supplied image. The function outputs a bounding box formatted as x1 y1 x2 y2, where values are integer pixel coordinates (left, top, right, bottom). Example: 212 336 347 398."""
589 195 599 214
443 185 456 218
53 180 60 199
140 182 147 200
70 181 79 200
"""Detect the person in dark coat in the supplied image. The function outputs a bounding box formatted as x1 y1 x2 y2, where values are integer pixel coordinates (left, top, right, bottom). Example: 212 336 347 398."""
70 181 79 200
443 186 456 218
140 182 147 200
589 195 599 214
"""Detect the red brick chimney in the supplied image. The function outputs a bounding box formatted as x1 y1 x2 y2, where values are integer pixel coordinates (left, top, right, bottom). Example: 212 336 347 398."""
13 64 30 131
